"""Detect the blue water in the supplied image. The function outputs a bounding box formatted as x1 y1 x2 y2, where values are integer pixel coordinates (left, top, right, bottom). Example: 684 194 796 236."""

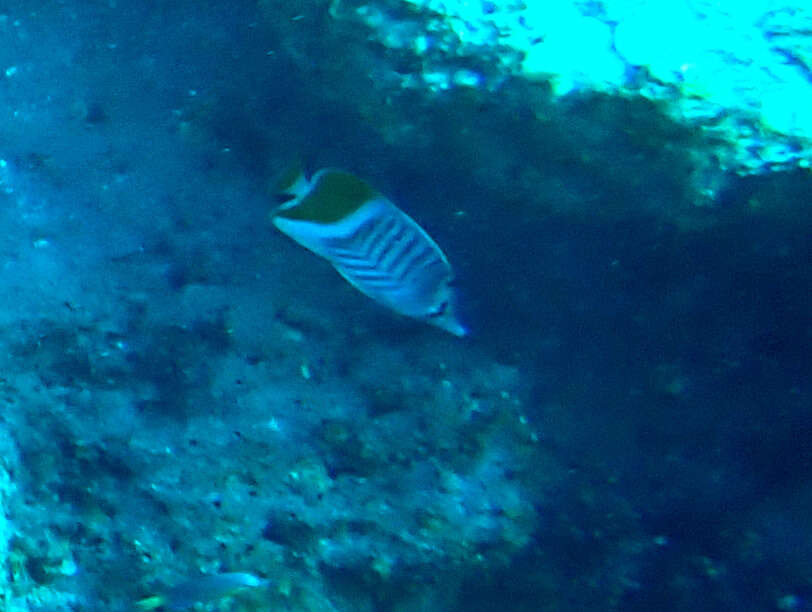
0 2 809 611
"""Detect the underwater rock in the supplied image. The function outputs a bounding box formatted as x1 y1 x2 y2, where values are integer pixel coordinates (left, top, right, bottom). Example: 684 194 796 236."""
331 0 812 181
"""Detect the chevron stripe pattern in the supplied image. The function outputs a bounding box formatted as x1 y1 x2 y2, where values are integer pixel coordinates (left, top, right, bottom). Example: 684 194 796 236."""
321 201 452 318
272 167 467 336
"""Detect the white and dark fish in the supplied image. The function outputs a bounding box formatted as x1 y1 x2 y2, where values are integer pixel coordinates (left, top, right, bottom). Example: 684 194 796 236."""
271 167 467 336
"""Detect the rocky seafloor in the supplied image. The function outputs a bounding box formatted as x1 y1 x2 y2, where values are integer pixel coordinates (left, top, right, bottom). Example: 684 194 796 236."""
0 1 810 611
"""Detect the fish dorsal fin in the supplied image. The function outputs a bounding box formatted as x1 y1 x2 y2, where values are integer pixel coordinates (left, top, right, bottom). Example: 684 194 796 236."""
275 169 378 224
273 159 310 199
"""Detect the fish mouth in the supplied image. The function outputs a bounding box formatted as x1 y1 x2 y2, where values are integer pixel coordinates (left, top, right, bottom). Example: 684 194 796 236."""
431 314 468 337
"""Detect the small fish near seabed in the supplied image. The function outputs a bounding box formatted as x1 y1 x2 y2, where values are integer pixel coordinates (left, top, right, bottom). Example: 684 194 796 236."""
271 165 467 336
136 571 268 610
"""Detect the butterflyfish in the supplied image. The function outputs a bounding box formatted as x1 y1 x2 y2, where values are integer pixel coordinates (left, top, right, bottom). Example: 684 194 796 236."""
136 571 268 610
271 167 467 336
